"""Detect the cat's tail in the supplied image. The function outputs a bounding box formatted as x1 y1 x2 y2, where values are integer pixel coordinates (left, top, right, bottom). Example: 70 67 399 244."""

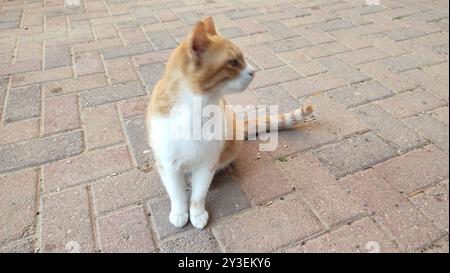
243 104 315 139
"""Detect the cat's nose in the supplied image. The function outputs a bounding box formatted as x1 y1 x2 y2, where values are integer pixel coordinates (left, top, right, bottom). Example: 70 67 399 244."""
246 64 255 78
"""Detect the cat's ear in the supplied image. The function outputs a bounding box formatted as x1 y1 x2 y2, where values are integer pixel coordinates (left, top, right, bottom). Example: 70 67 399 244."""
202 16 217 36
189 21 210 59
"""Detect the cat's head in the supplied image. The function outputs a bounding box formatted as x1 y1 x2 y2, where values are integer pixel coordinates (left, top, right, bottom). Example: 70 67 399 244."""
181 17 255 95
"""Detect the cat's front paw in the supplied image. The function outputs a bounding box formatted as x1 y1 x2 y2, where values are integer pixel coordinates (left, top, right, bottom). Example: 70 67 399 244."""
169 211 189 228
190 210 209 229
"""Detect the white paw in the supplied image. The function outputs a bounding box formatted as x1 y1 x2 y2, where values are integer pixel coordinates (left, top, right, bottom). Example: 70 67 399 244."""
190 210 209 229
169 211 189 228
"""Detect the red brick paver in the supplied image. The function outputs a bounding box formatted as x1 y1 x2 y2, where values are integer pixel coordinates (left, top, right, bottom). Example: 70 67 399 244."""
0 0 448 253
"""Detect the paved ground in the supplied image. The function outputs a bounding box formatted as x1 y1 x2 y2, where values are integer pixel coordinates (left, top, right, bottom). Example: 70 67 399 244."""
0 0 449 253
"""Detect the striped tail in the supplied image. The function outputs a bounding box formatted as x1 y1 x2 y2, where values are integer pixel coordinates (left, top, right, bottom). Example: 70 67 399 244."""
244 104 315 139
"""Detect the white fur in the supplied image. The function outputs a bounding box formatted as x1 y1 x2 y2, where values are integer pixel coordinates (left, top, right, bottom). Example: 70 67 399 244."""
149 64 254 229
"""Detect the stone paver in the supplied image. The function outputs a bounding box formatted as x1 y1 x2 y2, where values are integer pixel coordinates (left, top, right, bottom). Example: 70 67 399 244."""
97 206 156 253
0 0 448 253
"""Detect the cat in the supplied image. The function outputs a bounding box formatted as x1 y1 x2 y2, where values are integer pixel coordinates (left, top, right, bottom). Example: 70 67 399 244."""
146 17 314 229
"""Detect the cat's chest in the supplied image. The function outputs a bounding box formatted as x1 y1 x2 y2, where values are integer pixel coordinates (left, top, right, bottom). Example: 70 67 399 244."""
150 107 225 169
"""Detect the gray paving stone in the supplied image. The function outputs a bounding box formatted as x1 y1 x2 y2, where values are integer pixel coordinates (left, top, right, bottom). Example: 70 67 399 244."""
124 116 152 169
3 85 41 123
313 131 398 178
404 114 449 152
330 81 394 108
138 62 165 91
147 30 178 50
79 81 145 107
266 37 313 53
45 45 72 69
0 131 84 173
102 42 154 60
318 57 370 84
351 104 427 152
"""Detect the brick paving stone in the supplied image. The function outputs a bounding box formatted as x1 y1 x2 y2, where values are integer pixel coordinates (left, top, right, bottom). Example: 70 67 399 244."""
41 186 95 253
97 206 156 253
0 119 40 145
3 85 41 123
422 62 449 83
217 27 246 39
16 41 42 62
93 23 117 40
410 180 449 233
160 229 220 253
79 81 146 108
211 194 324 252
330 80 394 108
244 45 284 70
102 42 155 60
350 104 426 152
11 66 72 88
373 145 448 194
282 73 346 98
133 50 171 66
292 25 335 44
313 131 398 178
147 30 178 50
75 52 104 77
422 237 449 253
271 94 368 158
117 96 149 119
44 94 80 135
266 37 313 53
45 45 72 69
277 153 366 228
430 107 449 126
119 26 147 45
44 74 108 97
316 19 355 32
82 104 124 150
276 49 327 76
358 61 418 93
317 57 370 84
375 89 444 119
124 116 152 169
93 169 165 214
262 21 298 39
249 66 300 90
284 217 400 253
341 169 444 251
0 0 449 254
401 69 449 101
0 131 84 173
385 27 426 42
232 32 277 47
43 146 132 193
338 47 390 65
404 114 449 153
0 60 42 77
303 42 351 59
73 37 123 54
382 53 443 73
105 57 139 84
253 85 300 113
138 62 165 91
0 169 38 245
233 141 292 206
0 239 35 253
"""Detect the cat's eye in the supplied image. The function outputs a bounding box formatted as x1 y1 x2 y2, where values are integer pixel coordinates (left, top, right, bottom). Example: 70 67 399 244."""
228 59 239 67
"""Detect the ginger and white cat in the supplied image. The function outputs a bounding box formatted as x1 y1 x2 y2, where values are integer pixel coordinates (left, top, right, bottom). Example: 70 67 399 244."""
146 17 313 229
